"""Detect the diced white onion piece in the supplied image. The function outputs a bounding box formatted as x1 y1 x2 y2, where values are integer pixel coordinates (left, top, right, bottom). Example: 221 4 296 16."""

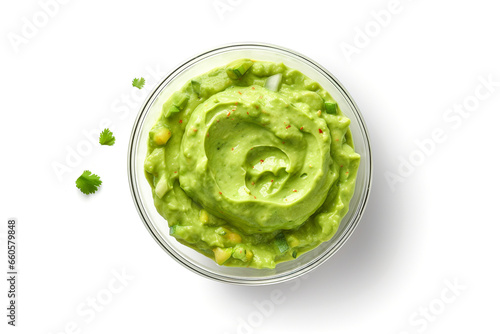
155 177 169 199
265 73 282 92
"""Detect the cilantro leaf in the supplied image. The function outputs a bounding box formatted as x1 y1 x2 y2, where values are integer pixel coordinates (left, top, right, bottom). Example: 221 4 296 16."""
99 128 115 146
132 77 145 89
76 170 102 195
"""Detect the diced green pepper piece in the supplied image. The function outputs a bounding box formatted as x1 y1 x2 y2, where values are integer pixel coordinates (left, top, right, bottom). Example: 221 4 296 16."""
292 250 298 258
164 92 189 117
191 80 201 96
226 59 254 80
164 105 179 117
173 92 189 109
170 105 180 114
275 232 289 254
325 102 338 115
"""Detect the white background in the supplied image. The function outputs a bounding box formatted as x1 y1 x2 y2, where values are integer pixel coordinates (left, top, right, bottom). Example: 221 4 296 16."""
1 0 500 333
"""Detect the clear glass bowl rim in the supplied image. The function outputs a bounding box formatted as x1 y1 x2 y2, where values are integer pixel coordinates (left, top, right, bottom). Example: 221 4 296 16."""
127 42 373 285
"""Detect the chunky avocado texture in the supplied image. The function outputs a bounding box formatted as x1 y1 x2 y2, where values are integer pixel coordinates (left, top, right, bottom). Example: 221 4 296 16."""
144 59 360 269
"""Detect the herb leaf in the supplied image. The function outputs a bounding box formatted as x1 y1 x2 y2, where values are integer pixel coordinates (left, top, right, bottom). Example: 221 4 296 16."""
99 128 115 146
132 77 145 89
76 170 102 195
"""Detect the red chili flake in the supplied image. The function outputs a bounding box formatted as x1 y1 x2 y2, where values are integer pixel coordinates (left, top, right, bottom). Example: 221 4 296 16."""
232 147 234 151
251 182 255 185
318 128 323 134
179 120 183 123
346 172 349 174
219 192 222 195
286 125 291 129
247 112 249 115
300 127 304 130
251 87 255 90
231 118 234 120
282 142 285 144
336 139 339 141
260 159 264 163
207 133 210 137
340 165 343 167
217 119 220 123
174 171 177 173
254 196 257 199
238 91 242 95
255 105 259 109
293 189 297 192
271 180 274 182
250 148 253 150
284 122 286 124
193 128 198 132
235 102 239 105
227 112 231 117
252 166 255 168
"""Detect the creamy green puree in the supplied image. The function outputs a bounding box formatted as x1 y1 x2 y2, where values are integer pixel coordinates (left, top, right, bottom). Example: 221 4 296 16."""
144 59 360 269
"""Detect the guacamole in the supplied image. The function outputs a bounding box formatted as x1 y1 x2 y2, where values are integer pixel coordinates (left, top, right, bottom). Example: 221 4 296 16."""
144 59 360 269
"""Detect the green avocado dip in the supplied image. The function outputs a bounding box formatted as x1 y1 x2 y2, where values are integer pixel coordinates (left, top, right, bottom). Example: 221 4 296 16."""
144 59 360 269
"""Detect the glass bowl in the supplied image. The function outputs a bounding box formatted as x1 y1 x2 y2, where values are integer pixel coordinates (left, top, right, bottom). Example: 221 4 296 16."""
127 43 372 285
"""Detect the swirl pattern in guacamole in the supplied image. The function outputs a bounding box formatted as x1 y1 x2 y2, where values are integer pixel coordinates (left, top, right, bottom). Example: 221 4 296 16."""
144 59 360 269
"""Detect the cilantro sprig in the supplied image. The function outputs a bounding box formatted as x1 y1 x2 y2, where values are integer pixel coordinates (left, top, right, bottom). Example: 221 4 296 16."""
76 170 102 195
132 77 145 89
99 128 115 146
